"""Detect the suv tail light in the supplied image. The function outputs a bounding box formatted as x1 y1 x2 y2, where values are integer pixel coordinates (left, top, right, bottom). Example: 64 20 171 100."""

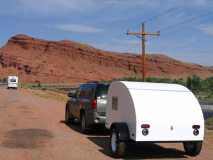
91 99 97 109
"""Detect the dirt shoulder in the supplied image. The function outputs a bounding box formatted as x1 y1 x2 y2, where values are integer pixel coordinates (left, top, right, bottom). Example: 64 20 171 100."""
22 88 69 102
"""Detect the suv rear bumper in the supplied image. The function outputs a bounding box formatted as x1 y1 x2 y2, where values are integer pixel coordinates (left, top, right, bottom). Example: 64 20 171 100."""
94 112 106 124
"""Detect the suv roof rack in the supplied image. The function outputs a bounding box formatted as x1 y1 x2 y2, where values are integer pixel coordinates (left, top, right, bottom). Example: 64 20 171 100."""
86 81 100 84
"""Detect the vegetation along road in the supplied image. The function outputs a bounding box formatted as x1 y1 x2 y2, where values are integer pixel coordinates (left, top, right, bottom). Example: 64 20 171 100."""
0 87 212 160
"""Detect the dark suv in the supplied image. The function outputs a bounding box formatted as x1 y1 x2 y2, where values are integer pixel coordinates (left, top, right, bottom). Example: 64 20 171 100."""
65 82 109 132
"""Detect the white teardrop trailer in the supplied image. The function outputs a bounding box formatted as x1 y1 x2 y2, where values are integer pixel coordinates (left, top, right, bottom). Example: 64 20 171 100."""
105 81 204 158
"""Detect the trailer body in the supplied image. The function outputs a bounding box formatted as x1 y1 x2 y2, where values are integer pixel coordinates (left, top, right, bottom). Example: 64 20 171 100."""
106 81 204 142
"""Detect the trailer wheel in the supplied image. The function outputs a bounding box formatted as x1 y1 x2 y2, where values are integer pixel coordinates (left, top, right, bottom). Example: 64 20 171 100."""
110 128 126 158
183 141 202 156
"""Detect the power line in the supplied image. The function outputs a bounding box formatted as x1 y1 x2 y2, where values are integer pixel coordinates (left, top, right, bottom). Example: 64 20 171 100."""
159 11 213 33
126 7 182 31
132 10 213 60
148 12 213 55
144 7 181 23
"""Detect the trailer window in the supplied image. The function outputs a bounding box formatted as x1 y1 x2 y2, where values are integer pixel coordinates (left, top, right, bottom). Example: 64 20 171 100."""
112 96 118 111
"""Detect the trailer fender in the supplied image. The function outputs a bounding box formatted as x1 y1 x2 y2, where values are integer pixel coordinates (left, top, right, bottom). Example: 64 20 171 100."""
110 123 129 141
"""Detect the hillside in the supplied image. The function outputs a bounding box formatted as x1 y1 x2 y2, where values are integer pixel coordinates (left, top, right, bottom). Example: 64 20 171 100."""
0 34 213 83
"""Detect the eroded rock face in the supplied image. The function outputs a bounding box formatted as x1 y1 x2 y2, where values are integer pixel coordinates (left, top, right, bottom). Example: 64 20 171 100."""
0 34 212 83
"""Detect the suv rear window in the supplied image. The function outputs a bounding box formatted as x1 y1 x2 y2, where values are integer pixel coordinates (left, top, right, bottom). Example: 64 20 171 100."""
10 79 17 82
96 84 109 98
79 84 95 99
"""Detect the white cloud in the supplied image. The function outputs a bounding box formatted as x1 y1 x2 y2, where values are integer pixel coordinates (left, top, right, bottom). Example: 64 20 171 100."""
56 24 103 33
95 38 140 53
199 24 213 36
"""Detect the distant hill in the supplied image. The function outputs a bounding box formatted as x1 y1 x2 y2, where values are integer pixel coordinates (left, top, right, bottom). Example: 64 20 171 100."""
0 34 212 83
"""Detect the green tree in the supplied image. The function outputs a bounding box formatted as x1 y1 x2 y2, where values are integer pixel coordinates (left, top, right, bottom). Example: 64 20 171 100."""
205 77 213 93
186 77 192 90
191 75 201 93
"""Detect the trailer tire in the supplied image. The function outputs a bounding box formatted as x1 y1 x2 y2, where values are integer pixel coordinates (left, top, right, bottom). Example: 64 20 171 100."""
110 128 126 158
110 123 130 141
183 141 202 156
110 124 129 158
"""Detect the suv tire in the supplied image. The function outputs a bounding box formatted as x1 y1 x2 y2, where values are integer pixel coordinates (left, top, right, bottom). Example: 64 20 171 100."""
65 107 70 123
65 107 75 124
80 112 87 133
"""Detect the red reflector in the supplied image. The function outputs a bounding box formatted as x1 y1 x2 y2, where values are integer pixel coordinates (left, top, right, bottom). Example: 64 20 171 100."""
141 124 150 129
91 99 97 109
192 125 200 129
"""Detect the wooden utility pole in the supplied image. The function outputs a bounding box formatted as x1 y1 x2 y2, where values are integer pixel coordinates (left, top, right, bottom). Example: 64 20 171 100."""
127 23 160 81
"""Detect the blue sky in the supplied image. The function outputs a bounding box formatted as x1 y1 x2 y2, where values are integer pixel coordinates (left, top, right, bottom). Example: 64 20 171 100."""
0 0 213 66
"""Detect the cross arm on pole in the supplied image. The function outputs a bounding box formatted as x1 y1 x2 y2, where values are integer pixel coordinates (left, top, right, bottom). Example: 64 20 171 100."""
144 31 160 36
126 31 141 36
127 31 160 36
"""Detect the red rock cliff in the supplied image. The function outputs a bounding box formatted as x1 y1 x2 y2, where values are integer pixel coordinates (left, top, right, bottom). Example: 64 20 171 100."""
0 34 212 83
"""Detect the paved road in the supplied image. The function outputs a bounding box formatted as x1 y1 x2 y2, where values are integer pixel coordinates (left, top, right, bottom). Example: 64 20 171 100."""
201 105 213 120
201 104 213 110
0 88 212 160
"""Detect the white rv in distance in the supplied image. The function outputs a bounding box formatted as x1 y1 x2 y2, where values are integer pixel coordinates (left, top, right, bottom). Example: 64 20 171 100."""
7 76 18 89
106 81 204 158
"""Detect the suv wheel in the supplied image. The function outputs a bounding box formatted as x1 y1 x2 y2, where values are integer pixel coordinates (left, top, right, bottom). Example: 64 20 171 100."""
65 107 75 124
65 107 70 123
80 113 87 133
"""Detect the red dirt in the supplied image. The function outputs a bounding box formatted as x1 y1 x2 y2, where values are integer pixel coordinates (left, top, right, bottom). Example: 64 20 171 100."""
0 34 212 83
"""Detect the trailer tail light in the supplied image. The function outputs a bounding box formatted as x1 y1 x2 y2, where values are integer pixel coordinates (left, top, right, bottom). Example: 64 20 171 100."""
192 125 200 136
91 99 97 110
141 124 150 129
192 125 200 129
141 124 150 136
